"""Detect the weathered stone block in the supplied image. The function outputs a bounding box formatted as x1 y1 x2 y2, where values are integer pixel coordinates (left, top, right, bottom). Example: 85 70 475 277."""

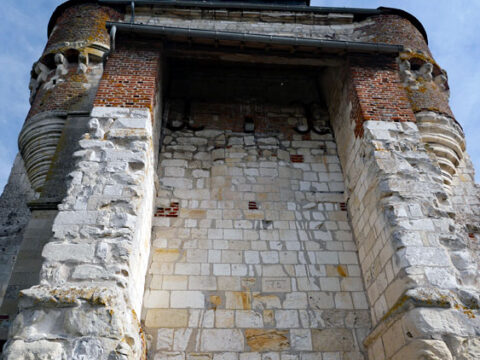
245 329 290 352
145 309 189 328
200 329 244 351
311 328 355 352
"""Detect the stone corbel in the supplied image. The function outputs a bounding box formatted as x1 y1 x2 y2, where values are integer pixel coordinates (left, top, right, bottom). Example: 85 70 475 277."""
293 102 331 135
166 99 204 131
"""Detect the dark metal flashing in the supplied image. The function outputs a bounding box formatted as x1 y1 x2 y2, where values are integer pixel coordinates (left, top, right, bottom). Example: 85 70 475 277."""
27 200 60 211
107 21 404 54
47 0 427 45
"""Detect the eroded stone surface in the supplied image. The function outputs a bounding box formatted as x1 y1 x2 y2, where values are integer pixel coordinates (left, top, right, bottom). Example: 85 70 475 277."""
3 107 156 359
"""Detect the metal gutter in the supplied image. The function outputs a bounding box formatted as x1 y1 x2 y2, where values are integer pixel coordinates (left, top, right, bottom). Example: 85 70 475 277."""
47 0 427 45
107 21 404 54
99 0 379 15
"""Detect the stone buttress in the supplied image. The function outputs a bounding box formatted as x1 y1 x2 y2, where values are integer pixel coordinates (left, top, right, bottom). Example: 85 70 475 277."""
0 1 479 359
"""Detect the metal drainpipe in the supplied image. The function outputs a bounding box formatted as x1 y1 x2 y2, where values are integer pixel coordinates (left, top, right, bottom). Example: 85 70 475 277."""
106 22 404 54
110 25 117 51
131 1 135 24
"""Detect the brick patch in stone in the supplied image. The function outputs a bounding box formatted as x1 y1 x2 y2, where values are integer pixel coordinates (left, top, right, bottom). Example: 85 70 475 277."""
290 154 304 163
154 202 180 217
248 201 259 210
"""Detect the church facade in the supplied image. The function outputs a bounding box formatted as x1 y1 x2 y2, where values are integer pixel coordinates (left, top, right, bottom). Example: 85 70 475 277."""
0 0 479 359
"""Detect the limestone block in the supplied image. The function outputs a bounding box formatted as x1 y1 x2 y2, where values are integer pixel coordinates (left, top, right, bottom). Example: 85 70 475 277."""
252 294 281 310
403 308 480 339
173 328 193 351
170 291 205 308
163 276 188 290
71 264 109 280
215 310 235 328
307 292 334 309
145 309 189 328
200 329 244 351
262 278 291 292
226 292 252 310
157 328 175 350
213 353 237 360
236 310 264 328
42 242 95 263
144 290 170 308
64 307 124 338
391 340 453 360
2 339 67 360
153 352 185 360
72 337 105 360
275 310 299 328
290 329 312 351
283 292 308 309
245 329 290 352
311 328 355 352
445 336 480 360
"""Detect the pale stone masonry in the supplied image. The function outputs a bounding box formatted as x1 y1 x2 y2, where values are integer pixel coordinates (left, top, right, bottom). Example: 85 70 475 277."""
0 0 479 359
143 116 370 358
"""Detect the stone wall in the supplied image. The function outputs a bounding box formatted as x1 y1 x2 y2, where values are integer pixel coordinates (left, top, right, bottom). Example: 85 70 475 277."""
2 107 157 359
0 156 35 341
324 60 480 359
142 72 371 358
1 1 480 359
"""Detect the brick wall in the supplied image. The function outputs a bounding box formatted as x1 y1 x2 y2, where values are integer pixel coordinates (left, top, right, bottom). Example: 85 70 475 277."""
348 54 416 137
93 44 160 111
44 4 121 57
359 15 431 56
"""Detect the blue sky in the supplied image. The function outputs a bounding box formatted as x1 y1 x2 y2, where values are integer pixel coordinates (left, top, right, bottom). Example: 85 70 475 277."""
0 0 478 192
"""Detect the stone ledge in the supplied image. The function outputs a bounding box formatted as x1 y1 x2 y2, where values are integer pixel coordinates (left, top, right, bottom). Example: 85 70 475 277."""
364 287 479 348
18 284 122 309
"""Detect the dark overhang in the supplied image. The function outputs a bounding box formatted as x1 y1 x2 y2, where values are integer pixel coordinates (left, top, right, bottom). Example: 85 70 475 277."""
47 0 428 45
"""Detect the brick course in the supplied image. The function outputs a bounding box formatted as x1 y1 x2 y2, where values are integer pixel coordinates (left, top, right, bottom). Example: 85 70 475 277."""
348 54 416 137
94 44 160 111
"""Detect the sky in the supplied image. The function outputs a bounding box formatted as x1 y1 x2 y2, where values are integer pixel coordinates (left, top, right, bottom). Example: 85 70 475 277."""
0 0 478 193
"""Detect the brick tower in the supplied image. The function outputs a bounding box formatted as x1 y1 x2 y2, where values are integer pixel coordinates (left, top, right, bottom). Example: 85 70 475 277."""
0 0 479 359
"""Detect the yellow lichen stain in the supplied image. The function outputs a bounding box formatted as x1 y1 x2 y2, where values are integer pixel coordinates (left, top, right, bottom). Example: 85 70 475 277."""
154 249 179 254
454 303 477 319
378 295 409 324
245 211 264 220
215 188 223 201
257 193 268 201
459 174 469 182
245 329 290 351
263 310 275 325
400 52 439 69
238 291 251 310
209 295 222 310
337 265 348 278
180 209 207 219
153 249 181 262
241 278 256 290
252 294 281 309
186 354 211 360
230 291 251 310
